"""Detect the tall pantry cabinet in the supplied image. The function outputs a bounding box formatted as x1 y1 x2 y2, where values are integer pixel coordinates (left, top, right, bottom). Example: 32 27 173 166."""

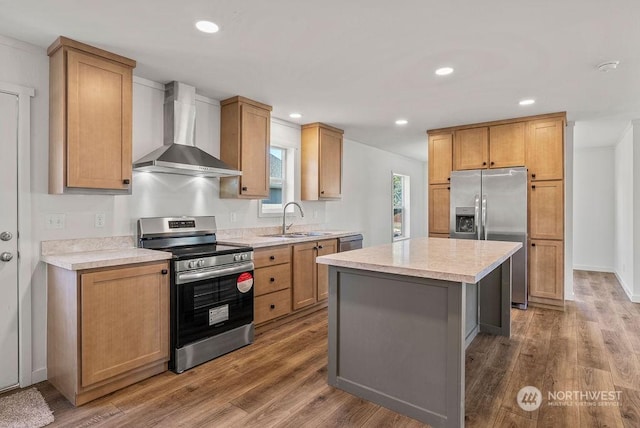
427 112 566 309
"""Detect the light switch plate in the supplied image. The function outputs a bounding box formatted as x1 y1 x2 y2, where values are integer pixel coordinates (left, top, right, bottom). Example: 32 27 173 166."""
45 214 65 230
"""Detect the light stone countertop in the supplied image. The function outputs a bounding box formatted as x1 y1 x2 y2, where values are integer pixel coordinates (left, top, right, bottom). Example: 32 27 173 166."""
316 237 521 284
217 230 361 248
41 236 172 271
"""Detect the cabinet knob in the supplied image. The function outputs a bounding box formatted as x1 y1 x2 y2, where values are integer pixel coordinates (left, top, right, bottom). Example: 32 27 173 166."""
269 255 275 260
531 185 536 189
482 162 487 166
447 186 450 190
161 269 168 275
313 246 318 250
270 277 275 282
490 161 495 166
270 304 275 309
531 243 536 247
318 245 323 250
123 179 130 185
447 177 450 181
320 191 325 195
242 186 248 191
531 173 536 179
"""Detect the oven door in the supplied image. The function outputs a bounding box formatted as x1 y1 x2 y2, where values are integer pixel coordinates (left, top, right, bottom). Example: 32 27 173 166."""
174 261 254 348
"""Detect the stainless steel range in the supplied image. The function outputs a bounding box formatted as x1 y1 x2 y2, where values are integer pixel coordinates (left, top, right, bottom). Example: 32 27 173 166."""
138 216 254 373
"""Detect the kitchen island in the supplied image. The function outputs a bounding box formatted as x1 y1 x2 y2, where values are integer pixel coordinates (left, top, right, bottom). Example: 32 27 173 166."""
316 237 521 428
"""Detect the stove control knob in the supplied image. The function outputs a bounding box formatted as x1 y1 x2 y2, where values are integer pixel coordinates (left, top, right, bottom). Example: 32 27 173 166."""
197 259 205 268
188 261 196 269
234 254 241 262
241 253 248 260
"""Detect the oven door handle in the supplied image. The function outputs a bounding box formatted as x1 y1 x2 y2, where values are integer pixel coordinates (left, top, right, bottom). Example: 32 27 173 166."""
176 262 254 284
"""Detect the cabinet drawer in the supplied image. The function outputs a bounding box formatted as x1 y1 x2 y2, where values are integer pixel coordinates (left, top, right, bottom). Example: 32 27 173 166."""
254 246 291 268
254 264 291 296
255 289 291 324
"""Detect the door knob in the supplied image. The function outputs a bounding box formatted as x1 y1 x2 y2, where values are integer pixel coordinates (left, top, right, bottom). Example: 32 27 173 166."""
0 252 13 262
0 232 12 241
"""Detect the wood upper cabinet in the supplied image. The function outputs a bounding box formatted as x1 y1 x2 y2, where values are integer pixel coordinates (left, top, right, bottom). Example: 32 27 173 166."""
529 240 564 300
526 118 564 181
292 239 337 310
453 127 489 170
47 261 169 406
428 133 452 185
48 36 136 194
488 122 525 168
220 96 272 199
429 184 450 235
301 123 344 200
529 180 564 240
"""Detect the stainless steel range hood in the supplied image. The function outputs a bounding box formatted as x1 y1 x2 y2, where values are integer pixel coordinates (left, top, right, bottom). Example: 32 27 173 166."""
133 81 241 177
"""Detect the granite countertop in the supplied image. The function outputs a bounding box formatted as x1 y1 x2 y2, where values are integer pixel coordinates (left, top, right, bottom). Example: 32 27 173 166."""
316 237 521 283
41 236 171 271
217 230 361 248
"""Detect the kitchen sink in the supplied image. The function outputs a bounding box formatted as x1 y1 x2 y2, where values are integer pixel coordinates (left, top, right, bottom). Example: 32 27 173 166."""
261 232 333 238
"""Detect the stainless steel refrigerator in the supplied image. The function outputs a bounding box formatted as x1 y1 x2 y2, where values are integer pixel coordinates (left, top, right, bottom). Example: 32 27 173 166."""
450 167 528 309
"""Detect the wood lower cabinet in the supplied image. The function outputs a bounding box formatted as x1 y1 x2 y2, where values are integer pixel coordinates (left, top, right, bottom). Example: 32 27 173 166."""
220 96 272 199
47 261 169 406
48 36 136 194
301 123 344 200
253 246 292 325
292 239 338 310
429 184 450 235
529 240 564 301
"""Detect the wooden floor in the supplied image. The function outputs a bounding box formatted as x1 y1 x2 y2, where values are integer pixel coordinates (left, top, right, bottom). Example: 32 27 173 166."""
9 270 640 427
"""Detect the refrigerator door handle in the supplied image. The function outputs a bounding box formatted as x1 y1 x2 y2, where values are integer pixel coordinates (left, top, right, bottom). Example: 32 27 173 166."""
474 194 480 240
482 194 487 240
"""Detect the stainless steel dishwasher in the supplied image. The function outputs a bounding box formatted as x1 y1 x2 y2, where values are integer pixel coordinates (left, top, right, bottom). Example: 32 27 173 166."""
338 234 363 252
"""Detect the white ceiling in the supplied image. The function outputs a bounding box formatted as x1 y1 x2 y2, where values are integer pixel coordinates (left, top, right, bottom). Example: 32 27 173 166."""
1 0 639 161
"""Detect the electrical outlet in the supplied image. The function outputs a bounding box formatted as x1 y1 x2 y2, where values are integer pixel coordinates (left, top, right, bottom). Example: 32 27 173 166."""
46 214 65 230
230 212 237 223
95 213 106 228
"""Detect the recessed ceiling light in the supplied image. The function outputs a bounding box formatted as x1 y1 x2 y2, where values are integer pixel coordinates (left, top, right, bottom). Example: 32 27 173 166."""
597 60 620 72
395 119 408 125
195 20 219 33
289 113 302 119
435 67 454 76
519 99 535 106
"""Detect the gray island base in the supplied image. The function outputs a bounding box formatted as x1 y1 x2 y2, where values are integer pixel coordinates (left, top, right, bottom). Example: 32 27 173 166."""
317 238 522 428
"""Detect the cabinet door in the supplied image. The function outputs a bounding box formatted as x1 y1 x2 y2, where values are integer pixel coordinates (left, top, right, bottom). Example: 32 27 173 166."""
530 180 563 240
240 104 270 197
453 127 488 170
292 242 318 310
66 49 132 189
429 184 450 235
80 262 169 387
529 240 563 300
489 122 525 168
319 128 343 199
428 133 452 184
526 119 564 181
316 239 338 301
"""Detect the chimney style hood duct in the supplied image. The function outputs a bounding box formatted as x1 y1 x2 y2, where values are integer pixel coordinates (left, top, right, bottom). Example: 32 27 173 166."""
133 81 242 177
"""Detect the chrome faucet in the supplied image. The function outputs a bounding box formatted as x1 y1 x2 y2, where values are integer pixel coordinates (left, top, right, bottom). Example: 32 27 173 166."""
282 202 305 234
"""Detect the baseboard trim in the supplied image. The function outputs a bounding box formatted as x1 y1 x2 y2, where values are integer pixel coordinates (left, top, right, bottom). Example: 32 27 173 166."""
31 367 47 384
614 271 639 303
573 265 614 273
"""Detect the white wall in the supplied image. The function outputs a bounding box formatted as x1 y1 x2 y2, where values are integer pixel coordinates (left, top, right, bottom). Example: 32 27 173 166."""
573 146 615 271
0 35 427 383
613 124 636 300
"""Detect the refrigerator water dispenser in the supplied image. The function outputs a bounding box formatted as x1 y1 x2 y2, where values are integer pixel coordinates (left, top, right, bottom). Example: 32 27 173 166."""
455 207 476 233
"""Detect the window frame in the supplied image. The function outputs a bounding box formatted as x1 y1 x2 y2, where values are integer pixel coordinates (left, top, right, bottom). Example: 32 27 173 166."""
392 172 411 241
259 144 295 217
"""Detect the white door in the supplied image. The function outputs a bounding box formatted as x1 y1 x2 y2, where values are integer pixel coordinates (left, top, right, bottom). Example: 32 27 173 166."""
0 91 19 391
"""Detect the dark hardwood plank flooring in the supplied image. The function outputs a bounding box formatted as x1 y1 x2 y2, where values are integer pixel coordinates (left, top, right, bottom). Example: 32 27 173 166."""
4 270 638 427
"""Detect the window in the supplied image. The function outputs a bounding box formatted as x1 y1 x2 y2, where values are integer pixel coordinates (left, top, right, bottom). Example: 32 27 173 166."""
259 146 293 216
393 173 411 241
